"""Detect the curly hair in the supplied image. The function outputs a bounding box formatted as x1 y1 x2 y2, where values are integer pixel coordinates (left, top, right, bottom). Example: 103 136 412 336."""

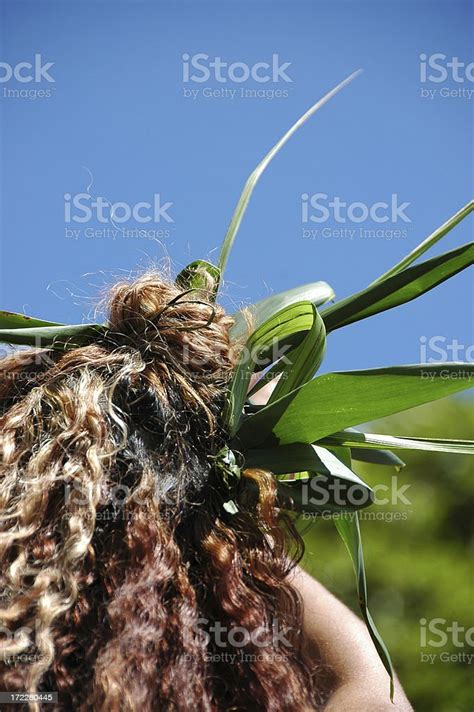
0 273 322 711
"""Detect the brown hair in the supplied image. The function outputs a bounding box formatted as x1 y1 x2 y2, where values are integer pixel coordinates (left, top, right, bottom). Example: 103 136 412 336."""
0 274 320 711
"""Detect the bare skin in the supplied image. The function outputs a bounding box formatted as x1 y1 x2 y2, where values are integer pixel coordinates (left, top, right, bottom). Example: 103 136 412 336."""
292 566 413 711
250 377 413 710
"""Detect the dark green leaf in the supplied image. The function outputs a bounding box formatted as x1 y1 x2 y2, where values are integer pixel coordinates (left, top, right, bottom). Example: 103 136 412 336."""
350 448 405 469
244 442 373 512
322 243 474 333
225 301 316 435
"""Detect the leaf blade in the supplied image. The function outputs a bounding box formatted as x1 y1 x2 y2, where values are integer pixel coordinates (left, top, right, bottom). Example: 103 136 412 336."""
235 363 474 449
217 70 362 285
322 242 474 333
369 200 474 285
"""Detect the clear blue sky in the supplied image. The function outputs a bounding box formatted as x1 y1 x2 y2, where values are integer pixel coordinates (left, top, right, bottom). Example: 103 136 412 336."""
0 0 472 373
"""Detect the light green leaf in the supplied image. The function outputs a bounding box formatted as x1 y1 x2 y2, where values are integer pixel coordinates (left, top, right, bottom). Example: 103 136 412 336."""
234 363 474 449
265 304 326 402
332 447 394 699
0 310 63 330
369 200 474 285
0 323 106 350
175 260 221 298
322 242 474 333
230 281 335 344
320 429 474 455
216 70 362 286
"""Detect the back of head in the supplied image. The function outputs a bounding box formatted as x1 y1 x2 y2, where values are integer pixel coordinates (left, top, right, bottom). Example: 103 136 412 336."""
0 274 318 711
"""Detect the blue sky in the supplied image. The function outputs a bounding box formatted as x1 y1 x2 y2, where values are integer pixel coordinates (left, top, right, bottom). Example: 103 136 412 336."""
0 0 472 373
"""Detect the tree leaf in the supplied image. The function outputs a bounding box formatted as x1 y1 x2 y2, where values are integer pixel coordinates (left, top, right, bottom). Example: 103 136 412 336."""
234 363 474 449
321 242 474 333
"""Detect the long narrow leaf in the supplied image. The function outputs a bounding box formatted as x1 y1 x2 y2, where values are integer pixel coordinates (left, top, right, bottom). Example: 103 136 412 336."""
248 443 373 512
0 324 106 350
267 304 326 402
235 363 474 449
350 448 406 469
332 447 394 699
370 200 474 285
320 430 474 455
217 70 362 285
321 242 473 333
0 310 63 330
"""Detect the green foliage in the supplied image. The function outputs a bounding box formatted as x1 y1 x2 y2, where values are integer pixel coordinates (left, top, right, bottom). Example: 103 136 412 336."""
1 74 472 698
301 399 473 712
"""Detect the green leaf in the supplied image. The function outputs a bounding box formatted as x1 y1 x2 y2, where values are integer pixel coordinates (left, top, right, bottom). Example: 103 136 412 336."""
175 260 221 299
225 301 316 435
234 363 474 449
0 323 106 350
216 70 362 287
320 429 474 455
0 310 63 330
322 242 474 333
263 304 326 402
369 200 474 285
332 448 394 699
244 442 373 512
230 281 335 343
350 447 406 469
